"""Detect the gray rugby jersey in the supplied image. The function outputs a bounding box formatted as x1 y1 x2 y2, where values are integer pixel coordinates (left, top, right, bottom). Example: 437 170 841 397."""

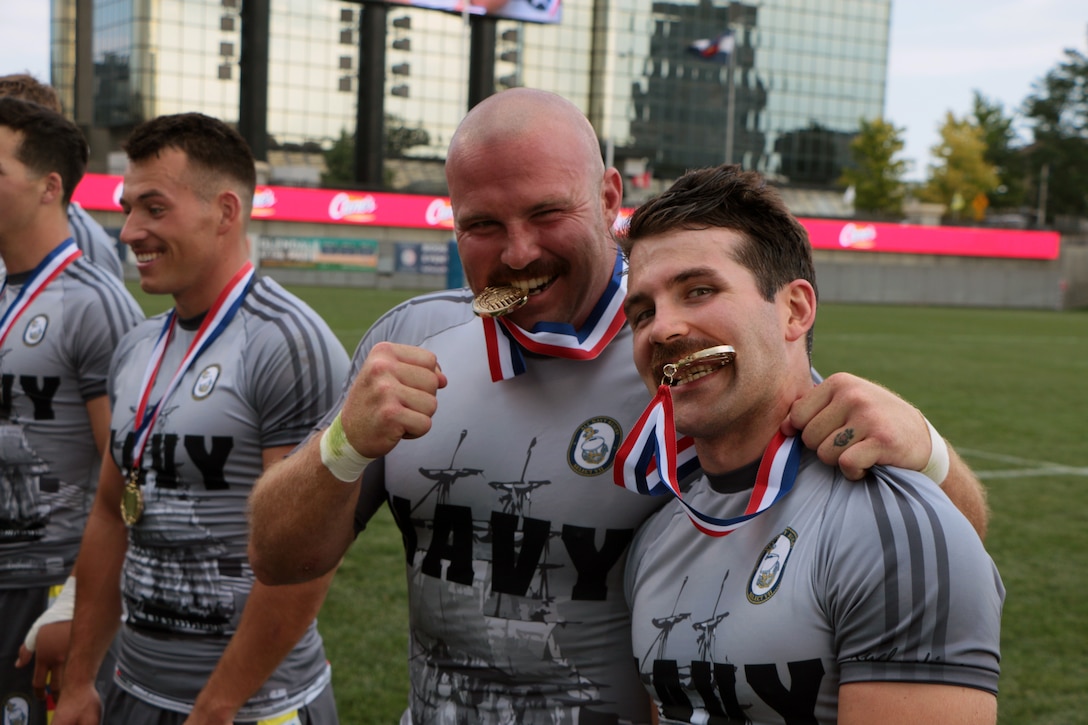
108 276 349 718
625 449 1004 724
335 288 666 724
0 255 142 587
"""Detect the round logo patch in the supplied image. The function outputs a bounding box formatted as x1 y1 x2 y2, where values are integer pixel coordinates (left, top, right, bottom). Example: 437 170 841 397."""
567 417 622 476
192 364 221 399
22 314 48 346
747 527 797 604
2 694 30 725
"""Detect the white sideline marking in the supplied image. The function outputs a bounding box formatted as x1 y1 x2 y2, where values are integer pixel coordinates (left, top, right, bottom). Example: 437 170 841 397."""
958 448 1088 480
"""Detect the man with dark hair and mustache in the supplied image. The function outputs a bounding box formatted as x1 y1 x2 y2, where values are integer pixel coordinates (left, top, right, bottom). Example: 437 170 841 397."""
618 164 1002 724
249 88 991 724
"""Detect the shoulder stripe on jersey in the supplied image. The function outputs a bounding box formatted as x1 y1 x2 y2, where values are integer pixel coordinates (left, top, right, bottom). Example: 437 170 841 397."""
65 260 143 341
866 470 953 661
365 287 473 333
904 486 953 656
245 279 338 421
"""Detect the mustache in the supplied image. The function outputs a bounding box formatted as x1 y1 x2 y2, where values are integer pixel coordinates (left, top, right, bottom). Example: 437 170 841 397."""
488 260 568 287
650 338 725 383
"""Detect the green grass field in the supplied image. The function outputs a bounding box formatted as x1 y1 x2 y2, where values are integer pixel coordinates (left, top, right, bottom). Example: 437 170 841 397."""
127 283 1088 723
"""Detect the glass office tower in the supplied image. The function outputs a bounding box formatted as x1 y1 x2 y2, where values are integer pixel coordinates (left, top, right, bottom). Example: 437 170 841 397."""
51 0 890 191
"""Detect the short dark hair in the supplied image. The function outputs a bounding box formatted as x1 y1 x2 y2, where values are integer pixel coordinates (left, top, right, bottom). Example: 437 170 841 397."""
622 164 817 354
623 164 817 304
0 96 88 205
123 113 257 205
0 74 63 112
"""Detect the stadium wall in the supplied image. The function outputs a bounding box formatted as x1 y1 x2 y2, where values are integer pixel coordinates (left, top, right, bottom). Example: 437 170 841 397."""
93 211 1088 311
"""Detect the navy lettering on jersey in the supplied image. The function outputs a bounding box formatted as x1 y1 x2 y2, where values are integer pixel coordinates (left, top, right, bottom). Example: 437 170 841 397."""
150 434 180 488
561 524 633 601
21 376 61 420
116 428 136 471
390 495 419 566
0 374 61 420
652 658 695 721
184 435 233 490
747 659 823 723
0 375 12 419
421 502 475 585
114 430 233 490
691 661 747 721
390 497 633 601
651 657 824 723
490 511 549 596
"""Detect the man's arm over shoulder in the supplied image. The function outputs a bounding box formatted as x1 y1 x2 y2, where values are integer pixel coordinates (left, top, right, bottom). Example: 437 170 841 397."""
786 372 989 538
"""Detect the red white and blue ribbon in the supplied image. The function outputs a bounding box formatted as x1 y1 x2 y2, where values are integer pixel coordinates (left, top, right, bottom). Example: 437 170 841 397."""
614 383 801 537
0 238 82 348
483 251 627 382
129 262 255 474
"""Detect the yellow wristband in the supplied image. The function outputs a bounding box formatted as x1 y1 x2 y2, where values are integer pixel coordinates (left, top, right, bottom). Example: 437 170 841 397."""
319 412 372 482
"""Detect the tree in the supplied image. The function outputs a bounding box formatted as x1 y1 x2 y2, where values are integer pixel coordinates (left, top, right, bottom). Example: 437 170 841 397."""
385 119 430 158
919 111 999 221
838 117 909 217
1022 48 1088 222
321 115 432 186
322 129 356 186
972 91 1026 210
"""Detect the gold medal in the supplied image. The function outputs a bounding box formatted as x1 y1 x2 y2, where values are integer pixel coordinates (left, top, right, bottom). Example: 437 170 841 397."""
662 345 737 386
120 469 144 526
472 285 529 318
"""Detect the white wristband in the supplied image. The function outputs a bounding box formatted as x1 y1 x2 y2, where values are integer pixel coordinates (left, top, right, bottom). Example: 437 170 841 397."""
921 417 951 486
320 412 372 483
23 576 77 652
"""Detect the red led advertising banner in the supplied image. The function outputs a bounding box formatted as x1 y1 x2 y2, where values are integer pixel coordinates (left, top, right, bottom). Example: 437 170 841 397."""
73 173 455 232
75 173 1060 261
802 218 1059 261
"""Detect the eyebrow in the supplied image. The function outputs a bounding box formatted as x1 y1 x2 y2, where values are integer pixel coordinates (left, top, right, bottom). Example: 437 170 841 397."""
120 188 167 207
623 266 719 318
622 290 648 319
456 196 571 228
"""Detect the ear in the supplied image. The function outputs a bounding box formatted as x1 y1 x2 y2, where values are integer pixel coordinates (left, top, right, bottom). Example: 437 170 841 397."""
215 189 243 233
40 171 65 207
601 166 624 226
782 279 817 344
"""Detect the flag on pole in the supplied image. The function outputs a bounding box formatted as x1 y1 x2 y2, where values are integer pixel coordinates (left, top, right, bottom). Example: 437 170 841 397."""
688 31 735 63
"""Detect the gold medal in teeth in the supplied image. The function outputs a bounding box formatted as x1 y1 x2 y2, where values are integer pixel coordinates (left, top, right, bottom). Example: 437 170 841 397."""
662 345 737 385
472 285 529 318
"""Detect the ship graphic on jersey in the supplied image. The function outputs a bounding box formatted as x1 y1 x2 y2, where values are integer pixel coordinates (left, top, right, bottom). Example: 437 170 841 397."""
399 432 615 723
0 424 51 542
124 491 237 634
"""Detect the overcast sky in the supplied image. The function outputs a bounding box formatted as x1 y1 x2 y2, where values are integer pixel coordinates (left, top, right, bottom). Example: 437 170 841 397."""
1 1 1084 181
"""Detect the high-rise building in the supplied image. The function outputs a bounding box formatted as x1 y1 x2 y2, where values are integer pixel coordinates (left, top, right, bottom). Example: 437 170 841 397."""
50 0 890 195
